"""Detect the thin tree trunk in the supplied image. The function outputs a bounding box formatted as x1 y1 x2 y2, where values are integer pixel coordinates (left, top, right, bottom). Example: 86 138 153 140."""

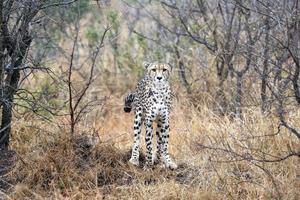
261 17 270 113
291 2 300 105
216 59 228 115
0 2 6 148
0 99 12 148
235 72 242 119
292 62 300 104
174 45 190 94
0 1 3 97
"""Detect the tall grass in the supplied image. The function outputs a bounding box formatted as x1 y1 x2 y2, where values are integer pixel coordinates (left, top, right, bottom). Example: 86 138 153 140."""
2 87 298 199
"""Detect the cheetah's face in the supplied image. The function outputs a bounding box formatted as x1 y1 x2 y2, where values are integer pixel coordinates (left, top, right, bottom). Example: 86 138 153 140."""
145 62 172 85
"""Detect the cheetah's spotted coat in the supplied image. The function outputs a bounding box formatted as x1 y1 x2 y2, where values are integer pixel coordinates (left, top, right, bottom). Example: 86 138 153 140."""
124 62 177 169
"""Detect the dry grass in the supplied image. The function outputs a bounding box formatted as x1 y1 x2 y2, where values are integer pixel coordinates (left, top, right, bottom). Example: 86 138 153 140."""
1 2 298 199
0 91 299 200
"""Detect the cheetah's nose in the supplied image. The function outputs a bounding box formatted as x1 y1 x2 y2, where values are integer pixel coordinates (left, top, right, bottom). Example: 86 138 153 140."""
157 76 162 80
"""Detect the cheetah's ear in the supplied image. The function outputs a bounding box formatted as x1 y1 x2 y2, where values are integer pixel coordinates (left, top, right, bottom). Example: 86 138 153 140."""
143 61 151 69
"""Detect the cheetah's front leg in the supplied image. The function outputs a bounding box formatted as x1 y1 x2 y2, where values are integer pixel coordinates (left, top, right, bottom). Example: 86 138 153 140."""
161 114 177 170
129 109 142 166
144 117 154 167
154 119 162 164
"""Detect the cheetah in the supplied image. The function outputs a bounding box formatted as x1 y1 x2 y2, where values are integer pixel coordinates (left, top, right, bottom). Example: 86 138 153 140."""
124 62 177 169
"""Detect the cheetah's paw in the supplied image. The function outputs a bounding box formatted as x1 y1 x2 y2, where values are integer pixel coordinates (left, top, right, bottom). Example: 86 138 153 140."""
129 157 139 166
153 155 161 165
165 161 178 170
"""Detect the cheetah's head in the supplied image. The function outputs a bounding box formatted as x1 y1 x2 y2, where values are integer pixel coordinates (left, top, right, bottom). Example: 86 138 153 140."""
144 62 172 85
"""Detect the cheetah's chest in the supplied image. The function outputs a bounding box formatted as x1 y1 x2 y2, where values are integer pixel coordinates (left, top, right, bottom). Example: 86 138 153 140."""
145 87 170 116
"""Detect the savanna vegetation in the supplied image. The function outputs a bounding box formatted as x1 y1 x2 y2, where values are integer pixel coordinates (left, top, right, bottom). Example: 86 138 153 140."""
0 0 299 199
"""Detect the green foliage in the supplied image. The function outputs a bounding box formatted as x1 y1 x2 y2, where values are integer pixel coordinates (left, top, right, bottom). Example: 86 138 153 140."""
153 49 163 60
44 0 92 42
107 10 121 48
137 35 147 49
107 10 120 29
85 25 101 45
59 0 91 23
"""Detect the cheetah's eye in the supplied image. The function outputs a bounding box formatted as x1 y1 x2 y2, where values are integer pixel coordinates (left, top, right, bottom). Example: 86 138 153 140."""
163 68 167 72
151 69 156 72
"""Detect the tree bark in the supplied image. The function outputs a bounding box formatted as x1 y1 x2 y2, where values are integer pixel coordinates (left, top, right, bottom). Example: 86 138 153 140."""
292 63 300 105
0 0 3 99
0 34 32 148
174 45 190 94
216 59 228 114
235 72 242 119
261 17 270 113
291 2 300 105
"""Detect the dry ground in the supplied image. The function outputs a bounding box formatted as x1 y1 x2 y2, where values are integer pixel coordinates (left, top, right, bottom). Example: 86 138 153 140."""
0 94 299 200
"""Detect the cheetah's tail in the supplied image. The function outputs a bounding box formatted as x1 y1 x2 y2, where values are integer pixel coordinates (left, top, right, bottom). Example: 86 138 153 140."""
124 93 135 113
